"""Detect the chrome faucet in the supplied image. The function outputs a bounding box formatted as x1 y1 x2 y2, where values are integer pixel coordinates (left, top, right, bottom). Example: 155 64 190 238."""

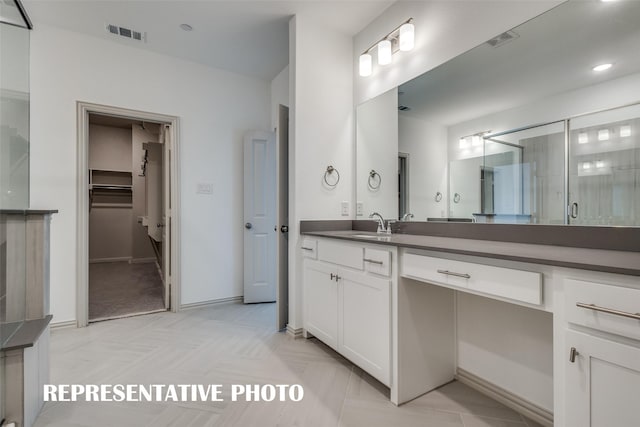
402 213 414 221
369 212 386 234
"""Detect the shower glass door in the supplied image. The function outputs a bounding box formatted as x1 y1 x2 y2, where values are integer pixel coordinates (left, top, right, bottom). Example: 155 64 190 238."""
568 104 640 226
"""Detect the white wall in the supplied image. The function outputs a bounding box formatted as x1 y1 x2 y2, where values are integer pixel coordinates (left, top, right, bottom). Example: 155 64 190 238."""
29 24 270 323
270 65 289 130
398 114 448 220
288 14 354 329
354 1 561 105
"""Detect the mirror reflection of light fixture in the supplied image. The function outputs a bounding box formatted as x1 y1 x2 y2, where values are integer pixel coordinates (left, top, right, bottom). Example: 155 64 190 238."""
598 129 610 141
578 132 589 144
620 125 631 137
583 161 592 170
459 130 491 150
359 18 413 78
359 53 372 77
378 40 392 65
596 160 605 168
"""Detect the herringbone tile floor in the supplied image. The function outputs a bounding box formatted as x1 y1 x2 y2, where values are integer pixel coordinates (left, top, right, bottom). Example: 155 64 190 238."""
35 302 543 427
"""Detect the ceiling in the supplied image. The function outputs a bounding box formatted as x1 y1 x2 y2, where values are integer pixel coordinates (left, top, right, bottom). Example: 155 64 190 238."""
23 0 393 81
398 1 640 126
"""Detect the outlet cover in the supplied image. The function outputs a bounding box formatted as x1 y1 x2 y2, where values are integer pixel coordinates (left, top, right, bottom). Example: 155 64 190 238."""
356 201 363 216
341 201 350 216
197 183 213 194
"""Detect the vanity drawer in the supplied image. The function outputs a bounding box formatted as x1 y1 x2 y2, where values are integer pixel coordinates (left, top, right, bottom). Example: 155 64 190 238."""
565 279 640 341
301 238 317 259
317 239 363 270
402 253 542 305
364 248 391 277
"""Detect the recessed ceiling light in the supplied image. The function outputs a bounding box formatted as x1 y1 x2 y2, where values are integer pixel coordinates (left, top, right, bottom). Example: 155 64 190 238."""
592 63 612 72
180 24 193 31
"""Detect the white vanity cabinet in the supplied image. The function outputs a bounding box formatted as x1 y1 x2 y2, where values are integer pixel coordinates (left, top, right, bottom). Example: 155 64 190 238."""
564 330 640 427
303 260 339 350
563 278 640 427
302 238 393 387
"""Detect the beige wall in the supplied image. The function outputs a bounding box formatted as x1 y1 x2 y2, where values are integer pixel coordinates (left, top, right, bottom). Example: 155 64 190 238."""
88 124 133 262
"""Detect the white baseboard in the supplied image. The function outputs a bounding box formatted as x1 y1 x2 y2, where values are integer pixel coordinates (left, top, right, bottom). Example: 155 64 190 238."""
180 296 243 310
286 325 304 339
50 319 77 330
455 368 553 427
89 257 131 264
129 257 157 264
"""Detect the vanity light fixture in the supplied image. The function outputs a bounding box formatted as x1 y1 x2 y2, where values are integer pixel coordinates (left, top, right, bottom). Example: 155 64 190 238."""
578 132 589 144
620 125 631 137
596 160 605 168
592 63 612 72
583 162 592 170
378 40 392 65
399 22 415 51
359 18 414 77
459 137 470 149
359 53 372 77
598 129 610 141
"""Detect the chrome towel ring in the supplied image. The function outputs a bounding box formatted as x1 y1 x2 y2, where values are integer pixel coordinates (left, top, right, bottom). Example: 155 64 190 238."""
368 169 381 190
453 193 461 203
324 165 340 187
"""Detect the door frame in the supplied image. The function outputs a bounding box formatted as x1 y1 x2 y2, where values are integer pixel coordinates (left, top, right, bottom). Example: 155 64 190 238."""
76 101 181 327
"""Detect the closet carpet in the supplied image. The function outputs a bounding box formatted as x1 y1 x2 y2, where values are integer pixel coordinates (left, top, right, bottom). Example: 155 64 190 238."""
89 261 165 321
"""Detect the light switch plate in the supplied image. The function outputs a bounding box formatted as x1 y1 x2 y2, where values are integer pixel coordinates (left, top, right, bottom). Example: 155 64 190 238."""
356 201 363 216
197 183 213 194
341 201 349 216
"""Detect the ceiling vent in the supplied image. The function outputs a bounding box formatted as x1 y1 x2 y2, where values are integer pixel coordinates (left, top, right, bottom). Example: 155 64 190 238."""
106 24 146 42
486 30 519 48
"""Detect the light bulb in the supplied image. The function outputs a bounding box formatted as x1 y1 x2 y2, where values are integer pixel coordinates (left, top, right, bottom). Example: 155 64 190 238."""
377 40 392 65
471 135 482 146
583 162 591 170
578 132 589 144
459 137 469 149
596 160 605 168
598 129 610 141
399 22 415 52
359 53 372 77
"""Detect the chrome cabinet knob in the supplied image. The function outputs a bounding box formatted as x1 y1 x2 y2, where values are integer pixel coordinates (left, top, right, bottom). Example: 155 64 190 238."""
245 222 253 230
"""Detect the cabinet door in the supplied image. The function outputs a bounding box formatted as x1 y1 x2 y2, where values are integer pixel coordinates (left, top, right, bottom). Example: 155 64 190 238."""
304 260 338 350
339 269 391 386
565 330 640 427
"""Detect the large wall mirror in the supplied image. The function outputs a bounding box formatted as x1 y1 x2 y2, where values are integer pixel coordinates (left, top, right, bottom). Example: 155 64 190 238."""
356 0 640 226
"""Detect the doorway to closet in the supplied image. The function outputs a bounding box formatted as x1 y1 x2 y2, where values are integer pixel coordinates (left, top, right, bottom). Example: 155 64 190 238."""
76 103 180 327
87 114 164 321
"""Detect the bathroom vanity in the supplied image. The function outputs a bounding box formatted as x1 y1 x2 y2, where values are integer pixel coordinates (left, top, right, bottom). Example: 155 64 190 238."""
300 221 640 427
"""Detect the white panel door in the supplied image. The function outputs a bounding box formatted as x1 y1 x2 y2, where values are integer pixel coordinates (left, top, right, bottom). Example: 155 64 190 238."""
565 329 640 427
243 131 276 303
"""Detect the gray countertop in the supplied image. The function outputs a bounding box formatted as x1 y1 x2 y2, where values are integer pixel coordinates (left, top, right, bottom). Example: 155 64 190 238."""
302 229 640 276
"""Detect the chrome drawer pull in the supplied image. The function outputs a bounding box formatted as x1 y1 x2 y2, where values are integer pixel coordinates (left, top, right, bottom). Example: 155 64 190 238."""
301 247 314 251
437 269 471 279
576 303 640 320
364 258 384 265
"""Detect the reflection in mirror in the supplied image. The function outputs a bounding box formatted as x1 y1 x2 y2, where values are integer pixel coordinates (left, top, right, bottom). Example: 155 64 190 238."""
356 88 398 220
356 0 640 226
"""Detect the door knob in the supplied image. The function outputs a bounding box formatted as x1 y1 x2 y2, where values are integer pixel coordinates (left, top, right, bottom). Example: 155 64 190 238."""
280 225 289 233
245 222 253 230
157 223 164 228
